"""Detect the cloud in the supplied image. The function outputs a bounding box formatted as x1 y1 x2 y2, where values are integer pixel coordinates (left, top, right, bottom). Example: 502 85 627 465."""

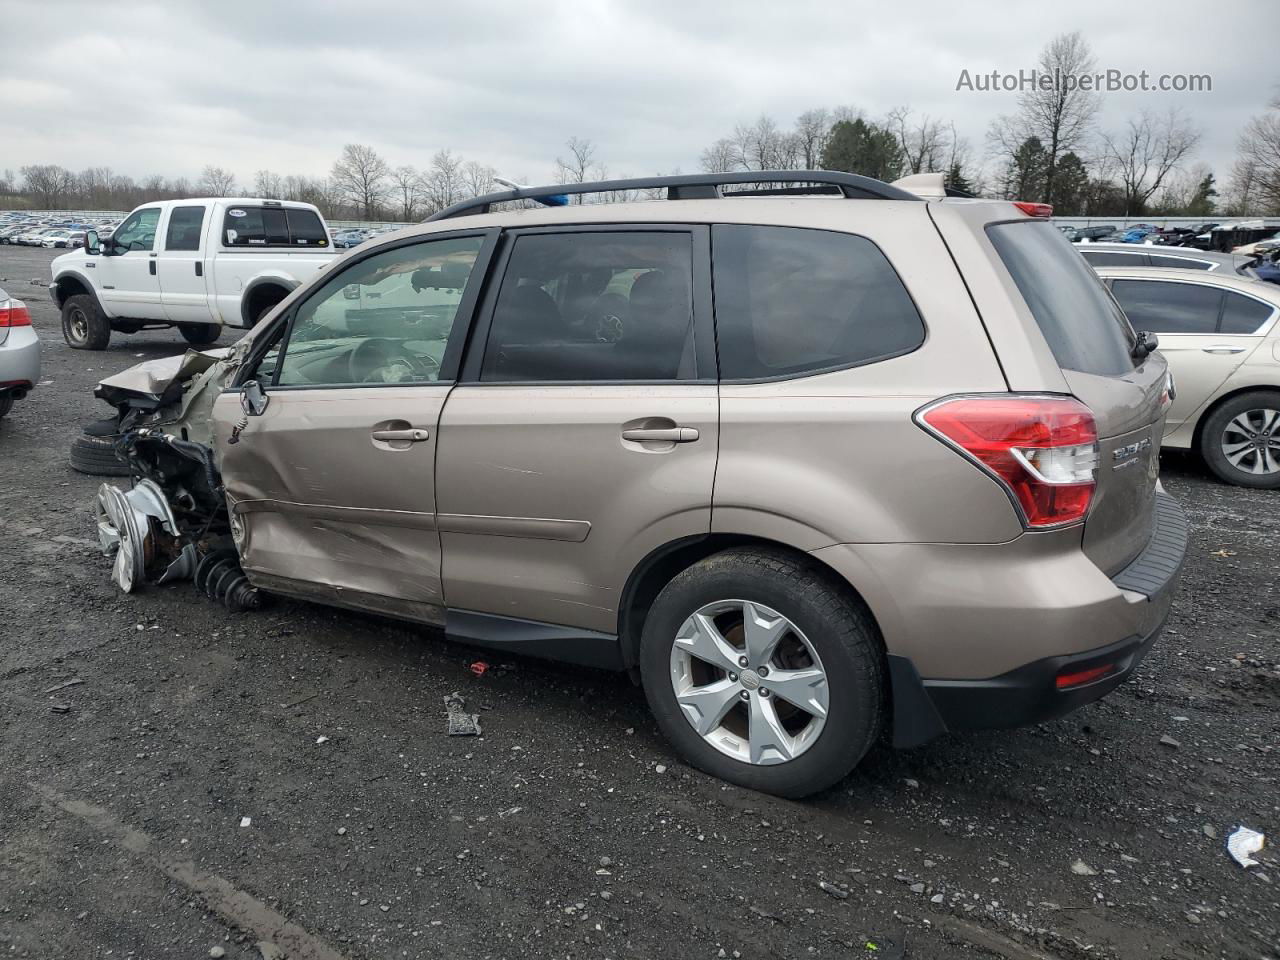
0 0 1270 186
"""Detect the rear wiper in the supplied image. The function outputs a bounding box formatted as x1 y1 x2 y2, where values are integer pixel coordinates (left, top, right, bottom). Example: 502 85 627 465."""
1131 330 1159 361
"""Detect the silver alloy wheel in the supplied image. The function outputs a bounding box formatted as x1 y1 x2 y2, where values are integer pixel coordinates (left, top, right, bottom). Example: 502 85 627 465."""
669 599 829 765
69 306 89 343
1221 408 1280 475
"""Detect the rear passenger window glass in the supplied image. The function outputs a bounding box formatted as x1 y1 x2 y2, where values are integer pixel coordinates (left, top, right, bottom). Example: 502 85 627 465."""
165 206 205 251
988 220 1135 376
223 206 329 247
481 232 695 382
1080 250 1148 267
1149 254 1211 270
1110 280 1222 334
1220 291 1274 334
712 225 924 380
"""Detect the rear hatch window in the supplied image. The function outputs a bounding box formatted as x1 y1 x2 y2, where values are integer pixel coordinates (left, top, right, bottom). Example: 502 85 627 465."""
988 219 1168 575
987 221 1135 376
223 206 329 248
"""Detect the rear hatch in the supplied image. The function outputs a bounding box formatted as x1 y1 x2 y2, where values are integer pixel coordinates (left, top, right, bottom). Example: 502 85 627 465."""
985 219 1169 575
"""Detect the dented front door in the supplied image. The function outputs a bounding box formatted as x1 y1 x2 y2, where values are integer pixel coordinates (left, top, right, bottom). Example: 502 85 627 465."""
209 230 495 625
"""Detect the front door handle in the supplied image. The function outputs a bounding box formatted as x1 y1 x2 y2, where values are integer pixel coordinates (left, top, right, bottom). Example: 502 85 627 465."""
1202 344 1247 355
149 260 156 276
371 428 430 442
621 426 700 443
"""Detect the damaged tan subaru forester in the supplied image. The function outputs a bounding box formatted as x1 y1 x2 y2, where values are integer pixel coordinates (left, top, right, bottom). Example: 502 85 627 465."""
86 171 1187 798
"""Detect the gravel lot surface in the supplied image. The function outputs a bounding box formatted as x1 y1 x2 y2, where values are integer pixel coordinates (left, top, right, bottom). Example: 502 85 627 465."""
1 245 1276 960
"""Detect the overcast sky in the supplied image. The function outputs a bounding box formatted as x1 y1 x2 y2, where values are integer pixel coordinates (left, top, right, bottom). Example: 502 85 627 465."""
2 0 1273 189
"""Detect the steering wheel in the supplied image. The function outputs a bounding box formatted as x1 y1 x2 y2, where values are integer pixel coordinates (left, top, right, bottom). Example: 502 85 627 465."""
347 338 438 384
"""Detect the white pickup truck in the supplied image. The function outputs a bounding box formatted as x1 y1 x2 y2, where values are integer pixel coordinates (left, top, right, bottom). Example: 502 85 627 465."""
50 198 340 349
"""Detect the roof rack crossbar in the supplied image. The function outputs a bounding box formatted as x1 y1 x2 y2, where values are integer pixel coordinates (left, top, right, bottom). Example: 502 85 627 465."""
425 170 920 221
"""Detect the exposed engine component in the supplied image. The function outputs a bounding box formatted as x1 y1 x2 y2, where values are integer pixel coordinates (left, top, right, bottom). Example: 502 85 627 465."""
194 549 263 612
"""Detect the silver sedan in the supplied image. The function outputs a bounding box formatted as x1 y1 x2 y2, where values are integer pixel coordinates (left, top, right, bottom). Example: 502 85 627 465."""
0 285 40 419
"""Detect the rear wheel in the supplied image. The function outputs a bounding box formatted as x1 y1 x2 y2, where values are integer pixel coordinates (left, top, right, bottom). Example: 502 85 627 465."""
69 433 131 476
62 294 111 350
179 323 221 346
640 547 884 798
1200 390 1280 489
0 395 12 419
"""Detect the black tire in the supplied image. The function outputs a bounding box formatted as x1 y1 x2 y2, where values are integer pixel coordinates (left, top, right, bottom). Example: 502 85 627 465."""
0 395 12 419
62 294 111 350
1199 390 1280 489
69 433 131 477
179 323 221 346
640 547 884 798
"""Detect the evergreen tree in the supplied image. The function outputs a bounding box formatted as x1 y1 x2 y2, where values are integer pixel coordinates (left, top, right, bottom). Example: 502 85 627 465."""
820 119 903 182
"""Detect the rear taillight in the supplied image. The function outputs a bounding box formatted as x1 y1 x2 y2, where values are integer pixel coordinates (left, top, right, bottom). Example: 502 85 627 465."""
1013 201 1054 218
0 301 31 327
916 395 1099 529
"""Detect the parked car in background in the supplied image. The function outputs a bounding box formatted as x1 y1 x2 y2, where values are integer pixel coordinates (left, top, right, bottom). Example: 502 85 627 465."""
65 231 88 249
1097 265 1280 487
1233 231 1280 257
1078 243 1262 279
1056 225 1079 241
0 285 40 420
83 170 1185 798
1076 224 1118 240
41 230 75 248
50 197 338 349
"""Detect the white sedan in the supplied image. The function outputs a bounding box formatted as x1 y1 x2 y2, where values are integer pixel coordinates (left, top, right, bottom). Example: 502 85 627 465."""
1095 265 1280 487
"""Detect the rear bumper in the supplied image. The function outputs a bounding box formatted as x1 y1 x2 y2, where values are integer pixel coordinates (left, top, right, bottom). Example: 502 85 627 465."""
0 326 41 392
814 491 1188 749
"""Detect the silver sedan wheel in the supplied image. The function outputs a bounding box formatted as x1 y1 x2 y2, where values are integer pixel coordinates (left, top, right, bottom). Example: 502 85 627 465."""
1221 408 1280 475
669 599 829 766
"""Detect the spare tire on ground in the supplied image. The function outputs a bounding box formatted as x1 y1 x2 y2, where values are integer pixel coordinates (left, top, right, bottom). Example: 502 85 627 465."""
70 432 131 477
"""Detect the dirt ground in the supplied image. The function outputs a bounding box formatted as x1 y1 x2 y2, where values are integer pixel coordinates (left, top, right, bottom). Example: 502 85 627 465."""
1 244 1276 960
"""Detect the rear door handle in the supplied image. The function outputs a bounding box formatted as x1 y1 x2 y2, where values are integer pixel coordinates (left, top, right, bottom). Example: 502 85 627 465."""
371 428 430 442
149 260 156 276
621 426 700 443
1202 345 1247 355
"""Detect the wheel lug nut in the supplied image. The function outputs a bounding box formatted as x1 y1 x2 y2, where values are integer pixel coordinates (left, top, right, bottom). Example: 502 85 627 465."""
759 688 770 697
757 666 769 677
739 690 750 701
738 656 749 668
728 673 738 682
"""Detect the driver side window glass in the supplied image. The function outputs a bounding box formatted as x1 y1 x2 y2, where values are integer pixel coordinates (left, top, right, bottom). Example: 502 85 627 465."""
275 236 484 387
113 208 161 252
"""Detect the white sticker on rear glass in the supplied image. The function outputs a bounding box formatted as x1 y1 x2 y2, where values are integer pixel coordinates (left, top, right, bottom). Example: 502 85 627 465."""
228 208 246 218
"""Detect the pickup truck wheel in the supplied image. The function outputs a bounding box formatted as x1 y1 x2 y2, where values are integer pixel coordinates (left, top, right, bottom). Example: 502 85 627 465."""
0 395 12 419
640 547 885 799
63 294 111 350
179 323 221 346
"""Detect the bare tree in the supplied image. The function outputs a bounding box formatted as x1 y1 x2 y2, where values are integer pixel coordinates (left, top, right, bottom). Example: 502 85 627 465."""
427 149 465 211
462 160 496 198
1101 108 1202 215
198 165 238 197
700 137 738 173
988 32 1100 205
20 165 76 208
330 144 390 219
253 170 284 198
390 165 425 220
732 115 796 170
1229 94 1280 215
887 107 949 175
794 109 831 169
554 137 598 202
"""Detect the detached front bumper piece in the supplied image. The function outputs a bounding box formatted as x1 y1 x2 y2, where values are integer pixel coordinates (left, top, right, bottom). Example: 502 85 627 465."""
889 491 1189 747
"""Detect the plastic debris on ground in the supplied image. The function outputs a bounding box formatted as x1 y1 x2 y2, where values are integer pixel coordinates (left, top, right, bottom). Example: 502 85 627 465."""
469 660 489 677
444 692 482 736
1227 826 1266 868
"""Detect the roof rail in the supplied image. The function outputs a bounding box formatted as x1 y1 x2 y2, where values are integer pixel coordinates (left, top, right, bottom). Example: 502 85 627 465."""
425 170 920 222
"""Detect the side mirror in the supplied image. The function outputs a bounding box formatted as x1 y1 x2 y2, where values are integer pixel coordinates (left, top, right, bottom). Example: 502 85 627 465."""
240 379 270 417
1132 330 1159 361
85 230 100 255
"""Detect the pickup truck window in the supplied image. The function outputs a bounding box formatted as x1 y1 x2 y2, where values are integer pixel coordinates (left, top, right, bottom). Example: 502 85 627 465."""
223 206 329 248
165 206 206 252
114 208 161 252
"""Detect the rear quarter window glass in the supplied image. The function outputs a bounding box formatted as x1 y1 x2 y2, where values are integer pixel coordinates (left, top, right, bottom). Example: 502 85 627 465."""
1149 254 1212 270
987 220 1134 377
711 224 925 380
223 206 329 248
1220 291 1275 334
1110 279 1222 335
1081 250 1148 267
